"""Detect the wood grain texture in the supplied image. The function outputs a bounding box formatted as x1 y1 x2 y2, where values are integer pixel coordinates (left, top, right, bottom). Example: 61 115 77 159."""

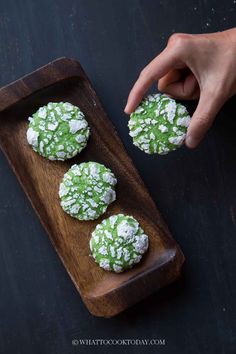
0 57 184 317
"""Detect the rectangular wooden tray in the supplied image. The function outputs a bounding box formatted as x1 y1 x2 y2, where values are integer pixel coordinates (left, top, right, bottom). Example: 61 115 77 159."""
0 58 184 317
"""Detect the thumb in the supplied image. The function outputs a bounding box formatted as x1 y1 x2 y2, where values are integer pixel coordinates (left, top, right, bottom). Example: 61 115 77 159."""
185 89 225 148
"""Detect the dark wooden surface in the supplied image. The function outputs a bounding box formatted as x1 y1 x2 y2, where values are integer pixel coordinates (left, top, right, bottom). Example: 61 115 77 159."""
0 0 235 353
0 57 184 317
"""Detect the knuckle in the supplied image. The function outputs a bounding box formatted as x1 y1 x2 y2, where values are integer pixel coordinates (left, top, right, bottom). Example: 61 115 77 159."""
168 33 182 44
139 66 155 82
139 68 147 77
168 33 190 46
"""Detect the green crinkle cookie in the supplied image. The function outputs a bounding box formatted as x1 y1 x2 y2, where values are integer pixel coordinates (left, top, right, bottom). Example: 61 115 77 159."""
59 162 117 221
26 102 90 160
90 214 149 273
128 93 191 155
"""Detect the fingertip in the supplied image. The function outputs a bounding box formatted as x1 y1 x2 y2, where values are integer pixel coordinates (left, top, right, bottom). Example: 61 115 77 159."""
124 95 140 115
124 104 132 115
124 106 128 114
185 135 200 149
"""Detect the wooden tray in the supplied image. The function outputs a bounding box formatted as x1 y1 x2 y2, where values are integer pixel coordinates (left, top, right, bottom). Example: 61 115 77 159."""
0 58 184 317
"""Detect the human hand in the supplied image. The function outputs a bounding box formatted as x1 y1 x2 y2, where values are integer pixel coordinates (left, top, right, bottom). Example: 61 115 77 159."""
124 28 236 148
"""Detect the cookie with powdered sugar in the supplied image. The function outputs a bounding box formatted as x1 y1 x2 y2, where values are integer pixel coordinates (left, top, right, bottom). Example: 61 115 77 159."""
90 214 149 273
128 94 191 154
59 162 117 221
27 102 90 160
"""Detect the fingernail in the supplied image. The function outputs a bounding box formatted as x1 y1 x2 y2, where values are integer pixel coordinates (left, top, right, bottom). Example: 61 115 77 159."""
185 135 198 148
124 105 128 113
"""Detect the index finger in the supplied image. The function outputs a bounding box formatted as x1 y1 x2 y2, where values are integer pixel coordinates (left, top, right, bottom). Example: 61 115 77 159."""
124 48 177 114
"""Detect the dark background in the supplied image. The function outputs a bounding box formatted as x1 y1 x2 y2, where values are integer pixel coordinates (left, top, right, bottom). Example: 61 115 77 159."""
0 1 235 353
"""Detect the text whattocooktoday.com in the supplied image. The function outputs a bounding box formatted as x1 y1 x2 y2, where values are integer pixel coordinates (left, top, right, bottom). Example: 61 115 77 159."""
72 338 166 346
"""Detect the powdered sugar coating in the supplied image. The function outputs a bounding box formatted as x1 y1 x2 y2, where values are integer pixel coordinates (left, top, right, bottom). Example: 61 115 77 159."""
128 94 191 154
90 214 149 273
59 162 117 221
26 102 90 160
